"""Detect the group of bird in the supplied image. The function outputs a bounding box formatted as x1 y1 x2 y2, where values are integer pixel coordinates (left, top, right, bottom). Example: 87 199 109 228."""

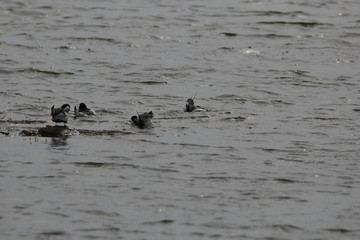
51 96 198 129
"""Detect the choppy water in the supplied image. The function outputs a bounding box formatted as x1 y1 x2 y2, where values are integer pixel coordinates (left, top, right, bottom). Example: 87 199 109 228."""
1 0 360 239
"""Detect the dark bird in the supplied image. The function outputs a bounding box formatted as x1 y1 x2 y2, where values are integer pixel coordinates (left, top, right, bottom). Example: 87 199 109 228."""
131 111 154 129
185 93 198 112
185 98 196 112
74 103 99 121
51 104 70 125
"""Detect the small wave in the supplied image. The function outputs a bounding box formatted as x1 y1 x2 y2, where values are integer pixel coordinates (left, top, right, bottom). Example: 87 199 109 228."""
0 67 74 75
257 21 333 27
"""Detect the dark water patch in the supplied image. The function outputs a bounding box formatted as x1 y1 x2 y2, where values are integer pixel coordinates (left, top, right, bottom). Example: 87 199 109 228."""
0 41 39 50
0 67 19 75
13 204 32 210
274 178 300 183
55 45 76 53
218 47 236 51
259 33 293 39
192 176 245 182
46 212 69 218
17 175 65 179
270 224 303 232
270 196 307 202
178 142 235 150
323 228 358 233
37 231 69 239
162 115 209 120
312 117 349 121
143 219 174 225
77 226 120 233
35 5 54 10
140 80 168 85
272 100 294 105
0 59 19 65
238 34 293 39
257 21 333 27
212 94 245 101
191 232 206 237
120 80 168 85
257 147 284 153
73 162 140 169
303 117 351 122
218 9 309 17
202 222 243 230
143 167 179 173
1 119 47 125
79 210 120 217
70 129 132 136
341 32 360 38
220 32 238 37
251 10 310 17
137 139 219 148
12 67 74 76
288 70 312 77
221 116 246 122
71 162 121 168
67 36 125 45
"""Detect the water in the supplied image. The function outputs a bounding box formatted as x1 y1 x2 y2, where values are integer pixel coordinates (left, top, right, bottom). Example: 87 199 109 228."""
1 0 360 239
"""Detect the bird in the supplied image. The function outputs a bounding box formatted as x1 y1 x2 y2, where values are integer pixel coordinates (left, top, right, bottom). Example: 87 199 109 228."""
74 102 100 123
185 94 205 112
131 111 154 129
185 98 196 112
74 103 97 118
51 104 70 125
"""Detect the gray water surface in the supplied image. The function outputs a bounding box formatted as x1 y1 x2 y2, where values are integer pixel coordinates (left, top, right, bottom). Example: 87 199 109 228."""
1 0 360 239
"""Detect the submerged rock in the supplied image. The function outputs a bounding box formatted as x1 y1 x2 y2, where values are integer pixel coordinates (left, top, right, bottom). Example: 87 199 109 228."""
1 131 10 136
19 125 79 137
38 125 79 137
19 126 129 137
19 130 38 136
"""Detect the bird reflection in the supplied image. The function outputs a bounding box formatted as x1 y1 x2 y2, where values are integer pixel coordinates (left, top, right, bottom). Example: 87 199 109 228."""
49 136 69 148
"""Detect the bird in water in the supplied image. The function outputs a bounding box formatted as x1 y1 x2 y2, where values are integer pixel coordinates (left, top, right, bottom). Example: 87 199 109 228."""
74 103 100 122
131 111 154 129
185 94 197 112
185 98 196 112
51 104 70 126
